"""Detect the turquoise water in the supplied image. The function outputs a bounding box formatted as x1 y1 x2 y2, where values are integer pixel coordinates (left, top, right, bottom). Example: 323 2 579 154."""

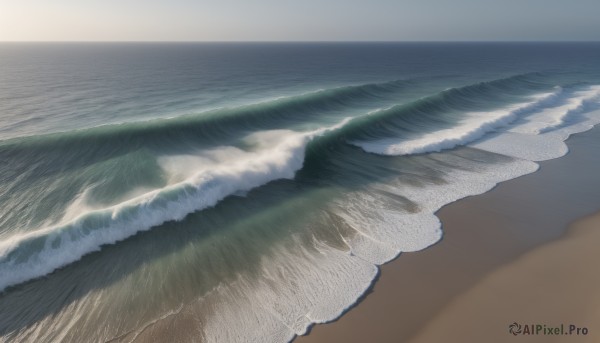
1 43 600 342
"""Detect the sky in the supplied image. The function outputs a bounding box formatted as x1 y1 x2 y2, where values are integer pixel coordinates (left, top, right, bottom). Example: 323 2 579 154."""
1 0 599 42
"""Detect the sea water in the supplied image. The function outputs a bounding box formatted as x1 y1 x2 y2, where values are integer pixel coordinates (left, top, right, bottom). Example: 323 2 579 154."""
1 42 599 342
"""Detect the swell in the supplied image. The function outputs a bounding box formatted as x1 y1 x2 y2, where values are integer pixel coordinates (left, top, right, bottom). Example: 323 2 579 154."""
0 72 566 291
0 73 545 154
0 78 415 148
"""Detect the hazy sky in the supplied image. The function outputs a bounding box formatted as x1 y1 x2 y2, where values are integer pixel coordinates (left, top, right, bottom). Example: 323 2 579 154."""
1 0 599 41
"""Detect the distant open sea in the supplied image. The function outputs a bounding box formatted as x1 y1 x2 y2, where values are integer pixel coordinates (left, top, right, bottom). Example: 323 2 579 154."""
1 42 600 342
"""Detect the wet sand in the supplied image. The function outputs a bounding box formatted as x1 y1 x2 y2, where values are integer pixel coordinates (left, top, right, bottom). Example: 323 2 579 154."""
296 125 600 343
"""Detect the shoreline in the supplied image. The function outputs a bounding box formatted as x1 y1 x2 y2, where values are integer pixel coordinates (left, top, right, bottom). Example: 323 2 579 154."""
295 124 600 343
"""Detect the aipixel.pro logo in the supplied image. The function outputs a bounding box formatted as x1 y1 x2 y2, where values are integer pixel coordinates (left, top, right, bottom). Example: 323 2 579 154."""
509 322 589 336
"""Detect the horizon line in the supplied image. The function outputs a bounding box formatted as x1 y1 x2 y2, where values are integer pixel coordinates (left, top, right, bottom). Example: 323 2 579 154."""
1 40 600 44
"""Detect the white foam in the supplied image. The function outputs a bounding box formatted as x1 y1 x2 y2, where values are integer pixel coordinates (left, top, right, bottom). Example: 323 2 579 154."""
353 90 561 156
331 193 442 264
201 237 377 342
509 86 600 135
471 132 568 161
472 86 600 161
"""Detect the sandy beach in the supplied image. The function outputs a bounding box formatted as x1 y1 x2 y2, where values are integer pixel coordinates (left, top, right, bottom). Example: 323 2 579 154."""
296 125 600 343
408 211 600 343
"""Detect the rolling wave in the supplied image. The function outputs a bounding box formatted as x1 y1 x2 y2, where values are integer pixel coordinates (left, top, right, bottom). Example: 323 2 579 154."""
3 73 596 292
0 121 349 292
351 88 563 155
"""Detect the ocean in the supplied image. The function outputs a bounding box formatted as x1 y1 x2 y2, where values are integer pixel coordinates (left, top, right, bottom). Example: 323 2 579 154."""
1 42 599 342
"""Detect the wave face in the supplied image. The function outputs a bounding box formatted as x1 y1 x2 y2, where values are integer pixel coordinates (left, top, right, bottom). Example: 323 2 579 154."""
1 43 600 343
0 123 351 291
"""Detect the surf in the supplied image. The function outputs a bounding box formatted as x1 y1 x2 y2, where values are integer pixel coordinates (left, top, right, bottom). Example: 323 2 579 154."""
0 121 350 292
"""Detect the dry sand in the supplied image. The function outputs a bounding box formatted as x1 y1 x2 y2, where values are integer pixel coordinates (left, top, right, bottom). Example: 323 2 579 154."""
409 211 600 343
